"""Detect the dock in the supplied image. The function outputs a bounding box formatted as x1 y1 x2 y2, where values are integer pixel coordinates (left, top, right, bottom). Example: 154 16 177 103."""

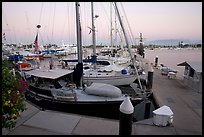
152 67 202 135
2 100 176 135
2 59 202 135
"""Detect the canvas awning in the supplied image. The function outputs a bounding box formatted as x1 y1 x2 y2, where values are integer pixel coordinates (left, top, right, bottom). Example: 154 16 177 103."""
177 61 202 73
25 68 74 79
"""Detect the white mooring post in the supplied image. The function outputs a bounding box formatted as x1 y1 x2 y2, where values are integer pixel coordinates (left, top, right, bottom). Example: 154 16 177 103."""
119 96 134 135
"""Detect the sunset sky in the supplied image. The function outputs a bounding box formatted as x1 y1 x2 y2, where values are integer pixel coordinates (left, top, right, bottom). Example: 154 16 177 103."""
2 2 202 46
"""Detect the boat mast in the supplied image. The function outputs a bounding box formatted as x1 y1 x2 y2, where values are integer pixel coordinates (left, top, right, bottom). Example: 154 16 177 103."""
76 2 83 63
113 2 143 90
75 2 83 87
110 2 113 55
91 2 97 69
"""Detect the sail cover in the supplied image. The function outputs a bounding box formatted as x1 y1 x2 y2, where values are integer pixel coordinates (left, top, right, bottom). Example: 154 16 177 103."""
84 83 122 98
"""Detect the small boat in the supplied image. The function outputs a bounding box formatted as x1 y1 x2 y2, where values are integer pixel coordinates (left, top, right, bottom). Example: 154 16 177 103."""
10 50 44 61
14 59 35 81
8 54 23 62
16 60 33 71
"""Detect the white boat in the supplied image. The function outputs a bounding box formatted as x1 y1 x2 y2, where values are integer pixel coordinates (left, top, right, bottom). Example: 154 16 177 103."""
61 55 141 86
83 58 138 86
56 43 77 55
81 3 143 86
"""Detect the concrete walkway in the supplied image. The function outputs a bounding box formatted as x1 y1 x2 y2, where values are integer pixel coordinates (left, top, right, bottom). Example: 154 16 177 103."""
152 68 202 135
2 100 177 135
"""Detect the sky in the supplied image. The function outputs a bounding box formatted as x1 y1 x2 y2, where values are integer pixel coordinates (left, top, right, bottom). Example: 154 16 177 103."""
2 2 202 46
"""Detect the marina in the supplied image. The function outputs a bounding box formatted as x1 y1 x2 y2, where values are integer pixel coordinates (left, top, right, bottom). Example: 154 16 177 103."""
4 46 156 120
2 2 202 135
2 58 202 135
2 43 202 134
2 46 200 125
3 3 153 129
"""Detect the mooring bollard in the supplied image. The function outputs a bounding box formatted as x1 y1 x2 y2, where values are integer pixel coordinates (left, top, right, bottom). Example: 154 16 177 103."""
154 56 158 67
147 66 154 89
119 96 134 135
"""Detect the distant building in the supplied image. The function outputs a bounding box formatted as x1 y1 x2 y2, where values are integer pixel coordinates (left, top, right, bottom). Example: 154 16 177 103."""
177 61 202 93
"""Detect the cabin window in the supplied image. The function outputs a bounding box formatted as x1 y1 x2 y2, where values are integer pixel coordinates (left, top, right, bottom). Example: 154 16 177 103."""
96 61 110 66
84 66 90 70
189 67 194 77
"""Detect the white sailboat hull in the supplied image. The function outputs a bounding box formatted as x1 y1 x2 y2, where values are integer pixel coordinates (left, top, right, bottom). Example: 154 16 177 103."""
83 74 137 86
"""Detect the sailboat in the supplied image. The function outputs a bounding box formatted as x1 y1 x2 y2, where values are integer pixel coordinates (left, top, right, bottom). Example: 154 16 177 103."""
83 55 138 86
82 2 142 86
24 2 144 116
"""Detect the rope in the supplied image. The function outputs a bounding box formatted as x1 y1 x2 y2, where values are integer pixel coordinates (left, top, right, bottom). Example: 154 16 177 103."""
113 2 143 91
51 2 56 44
2 9 12 43
120 3 135 46
38 2 44 25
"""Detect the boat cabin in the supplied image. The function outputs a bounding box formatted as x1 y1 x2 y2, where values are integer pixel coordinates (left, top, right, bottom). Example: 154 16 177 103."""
177 61 202 93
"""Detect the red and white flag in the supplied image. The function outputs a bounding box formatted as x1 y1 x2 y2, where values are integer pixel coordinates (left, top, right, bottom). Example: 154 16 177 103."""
34 33 38 52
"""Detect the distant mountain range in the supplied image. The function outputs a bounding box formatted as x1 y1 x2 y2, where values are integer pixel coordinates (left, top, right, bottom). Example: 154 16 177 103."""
145 39 202 46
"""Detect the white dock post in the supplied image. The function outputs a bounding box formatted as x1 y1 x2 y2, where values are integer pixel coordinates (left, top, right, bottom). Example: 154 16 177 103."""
119 96 134 135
